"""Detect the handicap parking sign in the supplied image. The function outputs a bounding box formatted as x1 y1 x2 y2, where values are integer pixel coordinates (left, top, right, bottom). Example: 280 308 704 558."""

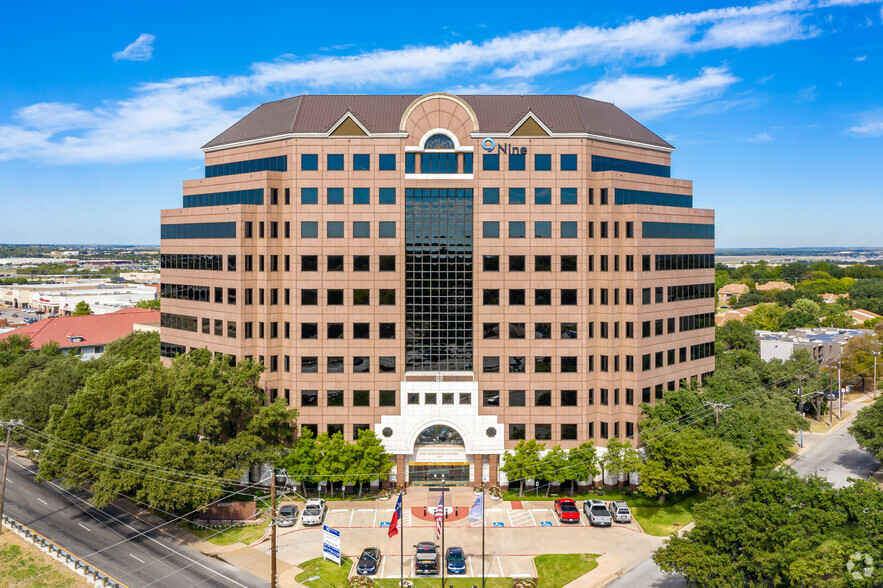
380 522 390 527
540 521 552 527
493 522 504 527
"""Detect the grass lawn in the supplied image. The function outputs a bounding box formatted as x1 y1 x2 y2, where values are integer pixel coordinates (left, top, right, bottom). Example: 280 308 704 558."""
295 557 354 587
534 553 599 588
627 493 706 536
185 518 269 546
0 530 89 588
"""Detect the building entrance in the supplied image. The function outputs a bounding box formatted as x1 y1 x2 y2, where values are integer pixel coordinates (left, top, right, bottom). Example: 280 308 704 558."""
408 463 470 485
409 424 470 485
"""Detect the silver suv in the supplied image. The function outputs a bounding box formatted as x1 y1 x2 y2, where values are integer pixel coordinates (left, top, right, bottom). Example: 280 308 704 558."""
301 498 326 526
583 499 612 527
606 501 631 524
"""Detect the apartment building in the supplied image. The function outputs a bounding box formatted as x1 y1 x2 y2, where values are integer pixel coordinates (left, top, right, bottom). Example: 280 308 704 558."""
160 93 715 487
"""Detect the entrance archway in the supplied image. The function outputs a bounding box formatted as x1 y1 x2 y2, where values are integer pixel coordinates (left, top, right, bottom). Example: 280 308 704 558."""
408 424 470 485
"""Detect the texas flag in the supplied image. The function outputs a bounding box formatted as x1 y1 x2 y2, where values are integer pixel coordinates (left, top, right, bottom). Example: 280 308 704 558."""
388 492 402 538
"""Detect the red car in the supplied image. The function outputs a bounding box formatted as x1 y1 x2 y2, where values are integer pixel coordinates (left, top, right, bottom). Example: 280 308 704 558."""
554 499 580 523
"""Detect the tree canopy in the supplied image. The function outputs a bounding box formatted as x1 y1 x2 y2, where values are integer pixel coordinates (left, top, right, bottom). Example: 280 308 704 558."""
850 397 883 461
72 301 93 316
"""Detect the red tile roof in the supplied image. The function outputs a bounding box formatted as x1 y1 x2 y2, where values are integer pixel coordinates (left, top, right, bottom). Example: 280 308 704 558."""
0 307 159 350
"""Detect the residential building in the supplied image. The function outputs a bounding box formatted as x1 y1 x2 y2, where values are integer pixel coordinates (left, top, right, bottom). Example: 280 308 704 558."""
715 305 756 326
846 308 881 326
756 281 794 292
159 93 716 487
0 307 159 360
717 283 749 306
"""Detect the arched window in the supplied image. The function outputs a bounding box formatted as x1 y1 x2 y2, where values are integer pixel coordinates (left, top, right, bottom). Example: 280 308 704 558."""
415 425 464 445
424 134 455 150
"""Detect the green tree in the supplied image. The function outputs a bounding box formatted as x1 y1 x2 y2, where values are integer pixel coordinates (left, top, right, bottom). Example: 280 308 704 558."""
0 334 32 367
744 302 785 331
792 298 821 316
778 309 818 330
500 439 544 496
849 397 883 461
539 445 568 496
715 321 760 353
135 299 160 310
601 437 641 487
563 442 600 493
351 429 393 497
654 470 883 587
282 427 322 495
318 431 354 498
72 301 93 316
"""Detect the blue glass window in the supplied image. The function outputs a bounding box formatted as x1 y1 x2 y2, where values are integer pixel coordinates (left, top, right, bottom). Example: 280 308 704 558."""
643 222 714 240
327 188 344 204
509 153 526 171
615 189 691 208
205 155 287 178
378 221 396 238
160 222 236 239
421 152 458 174
327 221 344 238
379 154 396 170
353 221 370 238
483 221 500 238
560 154 577 171
301 221 318 238
534 188 552 205
509 221 526 238
535 222 552 238
592 155 670 178
301 187 318 205
561 222 578 238
327 154 344 171
534 154 551 171
483 187 500 204
463 153 473 173
405 153 415 174
353 154 370 171
424 134 455 149
183 189 263 208
379 188 396 204
509 188 525 205
353 188 370 204
301 154 318 171
561 188 577 204
483 154 500 171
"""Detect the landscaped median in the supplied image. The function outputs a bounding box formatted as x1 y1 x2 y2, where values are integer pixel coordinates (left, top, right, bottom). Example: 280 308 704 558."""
502 489 706 536
295 554 599 588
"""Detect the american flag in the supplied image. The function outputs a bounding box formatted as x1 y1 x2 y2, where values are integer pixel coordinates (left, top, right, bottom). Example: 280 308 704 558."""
387 492 402 539
434 494 444 539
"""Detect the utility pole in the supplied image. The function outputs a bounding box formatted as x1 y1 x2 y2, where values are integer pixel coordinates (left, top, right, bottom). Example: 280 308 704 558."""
874 345 879 400
270 468 277 588
838 362 842 420
0 420 22 534
705 402 730 427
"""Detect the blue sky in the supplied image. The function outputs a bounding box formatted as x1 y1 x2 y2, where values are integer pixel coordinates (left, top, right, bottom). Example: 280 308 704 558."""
1 0 881 247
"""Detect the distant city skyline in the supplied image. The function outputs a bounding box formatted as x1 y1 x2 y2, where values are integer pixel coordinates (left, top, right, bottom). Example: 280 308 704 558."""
1 0 881 247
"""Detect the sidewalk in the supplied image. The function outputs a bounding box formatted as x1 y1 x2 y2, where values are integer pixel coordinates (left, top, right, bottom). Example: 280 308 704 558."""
563 554 620 587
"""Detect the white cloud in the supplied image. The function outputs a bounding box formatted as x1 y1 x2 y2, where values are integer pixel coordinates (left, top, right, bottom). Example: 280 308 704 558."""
856 55 867 61
847 111 883 136
581 67 740 118
0 0 867 163
112 34 155 62
796 85 817 102
749 131 774 141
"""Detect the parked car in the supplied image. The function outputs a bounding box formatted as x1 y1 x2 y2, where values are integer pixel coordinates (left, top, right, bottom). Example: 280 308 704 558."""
301 498 326 526
356 547 382 575
446 546 466 574
607 501 632 524
554 498 581 523
277 504 298 527
583 499 612 527
414 542 440 575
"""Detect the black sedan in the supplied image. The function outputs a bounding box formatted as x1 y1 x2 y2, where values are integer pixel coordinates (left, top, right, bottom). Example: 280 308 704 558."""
356 547 382 575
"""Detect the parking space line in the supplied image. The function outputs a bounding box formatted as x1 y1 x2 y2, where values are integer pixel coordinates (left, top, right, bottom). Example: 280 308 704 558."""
373 509 377 527
497 555 504 576
379 554 386 578
349 510 354 527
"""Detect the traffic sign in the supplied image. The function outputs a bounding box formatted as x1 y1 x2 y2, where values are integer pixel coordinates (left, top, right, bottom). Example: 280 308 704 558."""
493 522 504 527
380 522 390 527
540 521 552 527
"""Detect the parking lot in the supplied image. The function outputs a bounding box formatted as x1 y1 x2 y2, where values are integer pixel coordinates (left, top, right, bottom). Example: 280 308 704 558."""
262 492 654 582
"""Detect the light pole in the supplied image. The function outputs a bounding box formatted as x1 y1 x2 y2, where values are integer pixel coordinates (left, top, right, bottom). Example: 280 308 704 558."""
873 345 879 400
0 420 23 533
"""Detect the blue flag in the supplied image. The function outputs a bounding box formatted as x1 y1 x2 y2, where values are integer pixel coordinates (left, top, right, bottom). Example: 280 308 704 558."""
467 493 483 523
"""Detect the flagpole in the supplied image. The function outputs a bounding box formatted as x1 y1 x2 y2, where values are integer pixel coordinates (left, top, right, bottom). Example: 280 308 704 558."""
482 487 486 588
441 477 446 588
400 489 404 588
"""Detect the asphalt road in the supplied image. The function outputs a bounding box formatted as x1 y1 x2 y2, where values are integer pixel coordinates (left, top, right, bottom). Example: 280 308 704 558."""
604 400 881 587
2 455 263 588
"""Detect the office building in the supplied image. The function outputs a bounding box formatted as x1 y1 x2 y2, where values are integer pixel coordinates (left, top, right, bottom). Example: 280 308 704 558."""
160 93 715 487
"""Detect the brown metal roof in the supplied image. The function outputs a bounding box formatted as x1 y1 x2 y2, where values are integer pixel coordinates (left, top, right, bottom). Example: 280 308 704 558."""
203 94 672 150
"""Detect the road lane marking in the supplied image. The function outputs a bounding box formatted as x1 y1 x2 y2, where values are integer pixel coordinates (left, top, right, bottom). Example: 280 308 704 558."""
78 523 91 532
349 510 354 527
129 553 145 564
36 498 47 505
